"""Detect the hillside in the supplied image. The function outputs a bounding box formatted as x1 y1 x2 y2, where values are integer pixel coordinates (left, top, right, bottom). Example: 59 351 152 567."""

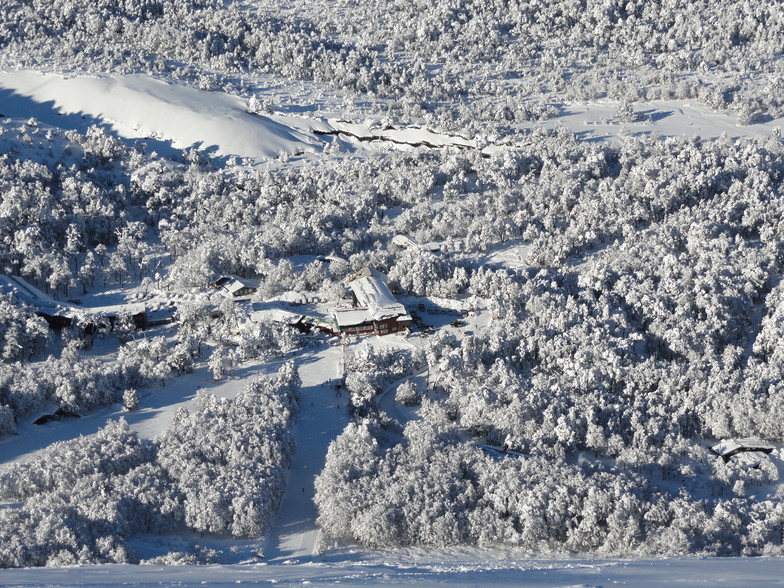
2 0 784 585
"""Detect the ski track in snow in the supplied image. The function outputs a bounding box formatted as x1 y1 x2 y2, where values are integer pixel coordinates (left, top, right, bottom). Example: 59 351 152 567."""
264 343 349 561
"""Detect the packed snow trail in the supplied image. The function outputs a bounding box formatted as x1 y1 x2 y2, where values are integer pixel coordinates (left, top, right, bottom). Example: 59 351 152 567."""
0 339 350 560
264 343 348 560
2 555 784 586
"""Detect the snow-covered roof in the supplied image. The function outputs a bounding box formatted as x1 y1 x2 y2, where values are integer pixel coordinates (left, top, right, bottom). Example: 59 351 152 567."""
249 308 304 325
147 306 176 325
392 235 442 253
0 274 76 317
217 276 258 296
346 267 409 322
392 234 419 249
307 316 338 332
89 303 147 317
333 308 374 327
0 275 153 326
711 438 776 458
316 254 348 264
729 451 770 469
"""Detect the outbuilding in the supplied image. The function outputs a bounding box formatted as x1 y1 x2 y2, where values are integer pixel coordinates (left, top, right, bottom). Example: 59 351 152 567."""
214 275 258 298
711 437 776 468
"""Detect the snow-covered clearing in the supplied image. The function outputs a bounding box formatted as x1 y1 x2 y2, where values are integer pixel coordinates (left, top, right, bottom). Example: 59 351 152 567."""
529 100 784 144
264 343 349 561
478 240 533 271
0 340 267 465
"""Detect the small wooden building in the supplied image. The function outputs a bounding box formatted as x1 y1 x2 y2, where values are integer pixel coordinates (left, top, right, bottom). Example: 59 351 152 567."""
711 437 776 468
214 275 258 298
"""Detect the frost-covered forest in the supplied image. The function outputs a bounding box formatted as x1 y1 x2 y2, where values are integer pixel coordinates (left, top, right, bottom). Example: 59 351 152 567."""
3 0 784 126
2 0 784 579
0 363 300 566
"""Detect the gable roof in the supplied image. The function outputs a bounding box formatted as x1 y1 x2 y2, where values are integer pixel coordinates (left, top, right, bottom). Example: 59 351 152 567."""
333 307 374 327
214 275 258 296
346 266 410 322
711 437 776 459
249 307 304 325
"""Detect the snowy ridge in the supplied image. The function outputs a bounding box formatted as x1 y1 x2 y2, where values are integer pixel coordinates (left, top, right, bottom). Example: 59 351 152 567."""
0 71 327 160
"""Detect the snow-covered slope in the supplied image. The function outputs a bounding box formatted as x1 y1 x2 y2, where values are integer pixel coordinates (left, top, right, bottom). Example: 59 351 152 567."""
0 71 328 160
4 70 780 166
535 100 784 143
264 345 350 560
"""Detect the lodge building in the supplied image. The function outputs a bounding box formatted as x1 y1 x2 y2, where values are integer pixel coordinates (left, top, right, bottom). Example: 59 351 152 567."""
330 267 411 337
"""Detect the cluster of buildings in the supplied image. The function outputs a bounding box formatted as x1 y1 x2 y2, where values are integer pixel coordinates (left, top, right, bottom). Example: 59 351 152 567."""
0 274 170 331
243 266 412 338
5 262 412 340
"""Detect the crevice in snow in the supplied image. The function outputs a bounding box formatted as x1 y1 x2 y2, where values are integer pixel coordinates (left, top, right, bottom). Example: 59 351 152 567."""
313 128 476 151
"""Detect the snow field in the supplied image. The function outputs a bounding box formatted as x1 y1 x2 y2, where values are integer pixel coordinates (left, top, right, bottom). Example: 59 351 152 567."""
2 555 784 586
3 71 784 169
264 343 350 560
0 71 328 160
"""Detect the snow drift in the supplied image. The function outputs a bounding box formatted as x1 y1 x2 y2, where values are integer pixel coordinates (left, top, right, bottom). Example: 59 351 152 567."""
0 71 326 160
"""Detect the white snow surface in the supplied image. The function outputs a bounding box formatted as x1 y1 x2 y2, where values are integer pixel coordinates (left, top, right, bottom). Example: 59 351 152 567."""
2 71 782 167
1 555 784 586
0 70 328 160
346 267 409 321
522 100 784 144
263 344 349 561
